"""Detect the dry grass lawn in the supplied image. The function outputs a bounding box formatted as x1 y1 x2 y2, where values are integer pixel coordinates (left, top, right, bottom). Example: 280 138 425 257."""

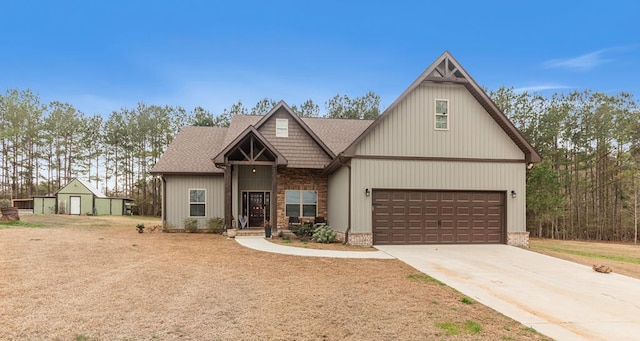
529 238 640 279
1 215 550 340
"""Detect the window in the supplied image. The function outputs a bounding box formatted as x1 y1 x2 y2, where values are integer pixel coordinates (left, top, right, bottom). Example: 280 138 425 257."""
285 190 317 217
276 118 288 137
435 99 449 130
189 189 206 217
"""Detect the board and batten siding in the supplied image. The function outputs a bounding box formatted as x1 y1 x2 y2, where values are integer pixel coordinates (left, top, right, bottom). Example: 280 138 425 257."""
349 159 526 235
164 175 225 229
327 165 350 232
258 108 332 168
95 198 125 215
355 83 524 160
33 197 56 214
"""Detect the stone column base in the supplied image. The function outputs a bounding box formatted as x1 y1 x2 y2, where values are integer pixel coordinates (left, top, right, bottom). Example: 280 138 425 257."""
507 231 530 247
335 231 373 246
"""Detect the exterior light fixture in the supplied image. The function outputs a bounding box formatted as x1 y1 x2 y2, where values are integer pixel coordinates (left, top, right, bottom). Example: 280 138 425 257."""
510 190 517 199
252 167 256 173
526 163 534 170
365 188 370 197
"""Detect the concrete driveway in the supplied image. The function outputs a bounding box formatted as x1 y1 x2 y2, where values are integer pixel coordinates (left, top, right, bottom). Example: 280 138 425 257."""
375 244 640 341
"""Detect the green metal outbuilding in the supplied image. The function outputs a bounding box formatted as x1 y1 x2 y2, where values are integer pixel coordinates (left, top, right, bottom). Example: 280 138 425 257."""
32 179 133 215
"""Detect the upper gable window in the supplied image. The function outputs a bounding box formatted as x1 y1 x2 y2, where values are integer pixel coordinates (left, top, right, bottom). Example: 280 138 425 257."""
435 99 449 130
276 118 288 137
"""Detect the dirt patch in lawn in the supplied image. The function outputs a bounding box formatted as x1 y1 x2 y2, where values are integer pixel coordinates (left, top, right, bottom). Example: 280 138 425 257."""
529 238 640 280
0 215 550 340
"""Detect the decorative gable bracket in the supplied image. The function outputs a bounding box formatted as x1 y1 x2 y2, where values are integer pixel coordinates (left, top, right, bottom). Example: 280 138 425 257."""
424 55 468 83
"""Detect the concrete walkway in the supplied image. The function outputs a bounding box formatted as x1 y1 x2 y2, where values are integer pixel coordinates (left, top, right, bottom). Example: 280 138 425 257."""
234 236 394 259
376 244 640 341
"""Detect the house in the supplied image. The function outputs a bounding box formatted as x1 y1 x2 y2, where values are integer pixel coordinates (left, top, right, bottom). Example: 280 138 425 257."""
32 178 133 215
150 51 541 246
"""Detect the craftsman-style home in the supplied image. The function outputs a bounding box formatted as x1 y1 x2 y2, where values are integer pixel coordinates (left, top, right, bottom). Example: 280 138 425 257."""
150 51 540 246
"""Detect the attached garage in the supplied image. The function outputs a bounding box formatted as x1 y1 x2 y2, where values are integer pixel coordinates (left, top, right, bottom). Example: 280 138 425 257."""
372 190 505 245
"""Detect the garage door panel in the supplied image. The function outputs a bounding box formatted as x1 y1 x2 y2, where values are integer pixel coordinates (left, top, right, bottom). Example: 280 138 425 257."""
391 219 407 229
408 219 422 229
456 232 471 243
373 190 504 245
440 233 455 243
424 192 438 202
425 219 438 229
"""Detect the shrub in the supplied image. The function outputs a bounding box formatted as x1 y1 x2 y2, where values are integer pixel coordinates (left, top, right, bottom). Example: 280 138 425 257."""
290 224 314 240
184 218 198 232
207 217 224 234
312 225 337 244
0 198 11 209
460 297 474 305
136 223 145 233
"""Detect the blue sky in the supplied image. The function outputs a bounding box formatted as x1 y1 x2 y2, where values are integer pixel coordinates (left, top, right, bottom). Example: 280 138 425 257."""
1 0 638 117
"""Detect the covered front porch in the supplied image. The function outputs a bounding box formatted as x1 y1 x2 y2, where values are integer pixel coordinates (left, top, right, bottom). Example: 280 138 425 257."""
214 127 328 234
214 127 285 234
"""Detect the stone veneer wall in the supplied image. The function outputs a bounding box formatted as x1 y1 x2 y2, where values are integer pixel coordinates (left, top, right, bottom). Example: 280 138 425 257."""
507 231 529 247
276 168 328 230
336 230 527 248
334 231 373 247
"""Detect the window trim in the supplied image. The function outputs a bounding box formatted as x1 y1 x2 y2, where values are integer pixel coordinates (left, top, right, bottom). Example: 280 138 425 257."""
285 190 318 217
434 98 449 131
188 188 206 217
275 118 289 137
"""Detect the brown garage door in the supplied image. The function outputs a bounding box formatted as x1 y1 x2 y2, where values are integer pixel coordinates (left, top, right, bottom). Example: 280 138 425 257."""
372 190 504 245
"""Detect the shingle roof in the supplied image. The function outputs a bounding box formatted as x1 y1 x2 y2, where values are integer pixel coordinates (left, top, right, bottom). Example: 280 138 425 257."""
302 117 373 155
151 115 373 174
150 126 228 174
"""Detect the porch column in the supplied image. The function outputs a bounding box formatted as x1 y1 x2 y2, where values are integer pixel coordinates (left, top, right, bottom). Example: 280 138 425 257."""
224 164 232 230
271 163 277 233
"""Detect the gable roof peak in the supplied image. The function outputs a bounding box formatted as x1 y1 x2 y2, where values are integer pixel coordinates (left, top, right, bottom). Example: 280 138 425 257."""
254 99 336 158
341 51 541 163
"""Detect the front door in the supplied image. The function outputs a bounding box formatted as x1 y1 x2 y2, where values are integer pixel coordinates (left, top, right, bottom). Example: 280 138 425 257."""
249 192 265 227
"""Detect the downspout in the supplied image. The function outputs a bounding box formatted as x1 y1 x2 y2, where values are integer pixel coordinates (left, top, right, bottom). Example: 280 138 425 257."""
161 175 167 228
344 163 351 245
336 154 352 245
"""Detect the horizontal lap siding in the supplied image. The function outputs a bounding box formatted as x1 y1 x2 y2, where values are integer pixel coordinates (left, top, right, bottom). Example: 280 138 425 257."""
350 159 525 234
355 83 524 159
164 175 224 228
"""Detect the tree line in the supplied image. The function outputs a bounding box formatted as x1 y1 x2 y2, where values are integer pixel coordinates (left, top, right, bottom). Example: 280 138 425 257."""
3 85 639 242
490 88 640 242
0 89 380 215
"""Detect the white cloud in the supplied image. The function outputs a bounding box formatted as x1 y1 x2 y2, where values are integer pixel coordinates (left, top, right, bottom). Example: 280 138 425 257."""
513 84 572 93
543 49 613 71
